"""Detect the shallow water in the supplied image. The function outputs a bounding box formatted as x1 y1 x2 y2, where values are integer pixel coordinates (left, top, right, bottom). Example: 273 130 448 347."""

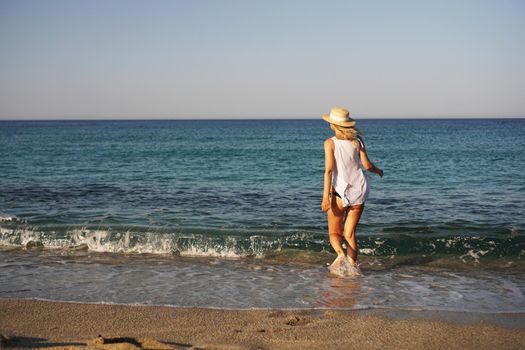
1 249 524 312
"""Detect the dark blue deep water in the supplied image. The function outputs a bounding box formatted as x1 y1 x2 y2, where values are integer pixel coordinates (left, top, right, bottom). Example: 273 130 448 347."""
1 119 525 310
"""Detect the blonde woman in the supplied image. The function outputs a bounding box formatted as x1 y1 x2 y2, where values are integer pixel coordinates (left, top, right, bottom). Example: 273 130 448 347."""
321 107 383 276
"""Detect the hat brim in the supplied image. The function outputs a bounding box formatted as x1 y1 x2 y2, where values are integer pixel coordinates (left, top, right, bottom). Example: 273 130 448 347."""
322 114 356 127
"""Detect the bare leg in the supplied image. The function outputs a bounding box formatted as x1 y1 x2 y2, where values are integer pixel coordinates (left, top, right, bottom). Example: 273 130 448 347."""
327 193 345 257
343 204 364 266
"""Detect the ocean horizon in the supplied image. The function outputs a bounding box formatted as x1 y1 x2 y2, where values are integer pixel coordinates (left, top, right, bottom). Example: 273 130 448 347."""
1 116 524 121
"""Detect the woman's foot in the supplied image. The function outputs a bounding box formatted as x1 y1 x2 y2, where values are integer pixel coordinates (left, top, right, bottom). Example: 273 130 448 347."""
328 255 347 276
345 256 363 276
346 256 357 267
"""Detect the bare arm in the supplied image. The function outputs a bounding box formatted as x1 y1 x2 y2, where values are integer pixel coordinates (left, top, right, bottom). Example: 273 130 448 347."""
321 139 335 212
359 139 384 177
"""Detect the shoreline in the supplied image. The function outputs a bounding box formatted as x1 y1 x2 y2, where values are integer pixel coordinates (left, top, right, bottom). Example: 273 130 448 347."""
1 299 524 349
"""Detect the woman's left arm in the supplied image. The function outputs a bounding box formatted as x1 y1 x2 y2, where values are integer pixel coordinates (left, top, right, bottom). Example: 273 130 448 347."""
359 140 384 177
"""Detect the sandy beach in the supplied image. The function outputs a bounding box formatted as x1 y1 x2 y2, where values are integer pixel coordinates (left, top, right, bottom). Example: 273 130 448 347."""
1 299 524 349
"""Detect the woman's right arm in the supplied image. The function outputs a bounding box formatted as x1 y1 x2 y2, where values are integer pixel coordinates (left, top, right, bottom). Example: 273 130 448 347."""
359 139 384 177
321 139 335 212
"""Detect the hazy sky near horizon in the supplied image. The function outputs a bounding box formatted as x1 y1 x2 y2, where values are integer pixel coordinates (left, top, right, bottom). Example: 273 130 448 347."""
1 0 524 119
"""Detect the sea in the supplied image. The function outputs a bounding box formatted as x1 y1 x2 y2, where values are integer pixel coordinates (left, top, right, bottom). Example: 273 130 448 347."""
0 119 524 312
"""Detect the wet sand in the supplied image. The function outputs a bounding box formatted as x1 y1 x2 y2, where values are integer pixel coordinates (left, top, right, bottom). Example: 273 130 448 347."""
1 299 524 349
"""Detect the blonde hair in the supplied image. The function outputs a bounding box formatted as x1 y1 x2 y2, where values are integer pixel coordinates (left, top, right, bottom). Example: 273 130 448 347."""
332 124 362 147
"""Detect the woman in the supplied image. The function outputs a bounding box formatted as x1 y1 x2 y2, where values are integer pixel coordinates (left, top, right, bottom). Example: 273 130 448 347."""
321 107 383 276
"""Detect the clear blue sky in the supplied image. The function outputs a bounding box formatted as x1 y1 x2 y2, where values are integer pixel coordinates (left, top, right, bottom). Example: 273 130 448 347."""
1 0 524 119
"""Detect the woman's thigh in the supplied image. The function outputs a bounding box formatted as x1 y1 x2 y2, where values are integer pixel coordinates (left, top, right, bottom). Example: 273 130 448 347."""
343 204 365 236
327 194 345 234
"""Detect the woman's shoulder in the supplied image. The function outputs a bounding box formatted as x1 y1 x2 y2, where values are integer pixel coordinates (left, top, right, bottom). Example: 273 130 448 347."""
324 137 335 149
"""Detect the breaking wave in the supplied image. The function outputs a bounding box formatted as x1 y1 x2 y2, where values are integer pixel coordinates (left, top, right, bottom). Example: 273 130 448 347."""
1 219 524 265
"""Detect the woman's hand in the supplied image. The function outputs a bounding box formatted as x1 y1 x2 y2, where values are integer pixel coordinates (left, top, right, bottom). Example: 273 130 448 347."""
321 195 331 212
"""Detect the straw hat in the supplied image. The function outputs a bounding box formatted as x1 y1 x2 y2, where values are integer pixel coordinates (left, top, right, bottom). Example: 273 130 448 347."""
322 107 356 127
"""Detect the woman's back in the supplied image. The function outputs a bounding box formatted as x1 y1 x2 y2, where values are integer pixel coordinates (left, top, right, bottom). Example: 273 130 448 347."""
331 136 370 207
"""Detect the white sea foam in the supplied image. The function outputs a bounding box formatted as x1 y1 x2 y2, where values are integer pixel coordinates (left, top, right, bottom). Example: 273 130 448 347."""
0 225 277 258
0 215 24 223
359 248 376 255
67 228 175 254
178 246 244 258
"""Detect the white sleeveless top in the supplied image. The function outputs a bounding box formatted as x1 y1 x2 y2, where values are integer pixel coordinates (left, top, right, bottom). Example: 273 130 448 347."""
331 136 371 207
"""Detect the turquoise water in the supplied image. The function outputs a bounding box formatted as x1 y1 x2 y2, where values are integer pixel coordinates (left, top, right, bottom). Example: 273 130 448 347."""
1 119 524 310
